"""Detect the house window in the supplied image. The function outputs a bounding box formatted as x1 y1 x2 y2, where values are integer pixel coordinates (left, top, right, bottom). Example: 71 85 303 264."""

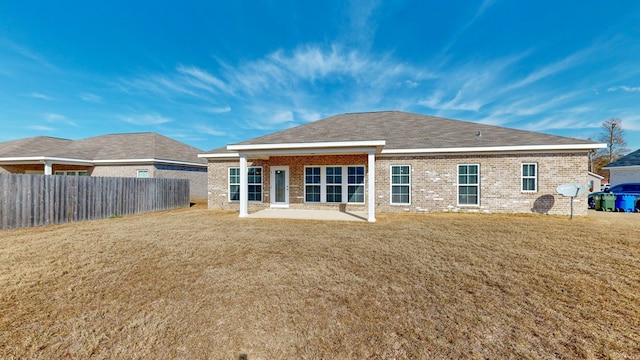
326 166 342 203
391 165 410 205
247 167 263 201
229 167 262 202
305 167 321 202
458 164 479 206
55 171 87 176
136 170 149 178
522 163 537 192
303 165 365 204
347 166 365 203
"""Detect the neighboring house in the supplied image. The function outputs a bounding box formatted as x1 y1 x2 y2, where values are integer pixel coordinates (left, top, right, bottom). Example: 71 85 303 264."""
0 132 208 200
199 111 606 221
603 148 640 186
587 171 604 193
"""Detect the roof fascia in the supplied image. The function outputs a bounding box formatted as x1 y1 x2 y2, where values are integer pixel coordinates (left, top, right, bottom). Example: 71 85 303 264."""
198 153 239 159
603 165 640 170
242 146 379 157
0 156 206 167
380 143 606 155
92 158 207 167
587 171 605 179
0 156 93 166
227 140 386 152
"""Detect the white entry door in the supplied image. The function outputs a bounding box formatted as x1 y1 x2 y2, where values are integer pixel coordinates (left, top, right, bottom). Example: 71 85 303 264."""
270 166 289 207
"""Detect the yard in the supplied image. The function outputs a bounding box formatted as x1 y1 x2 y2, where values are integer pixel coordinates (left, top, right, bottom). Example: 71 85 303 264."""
1 205 639 359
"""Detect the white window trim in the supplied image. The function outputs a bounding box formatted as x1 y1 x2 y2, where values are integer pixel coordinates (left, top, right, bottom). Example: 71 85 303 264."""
457 164 480 207
390 165 411 205
229 166 263 203
303 165 365 204
521 163 538 193
325 166 344 203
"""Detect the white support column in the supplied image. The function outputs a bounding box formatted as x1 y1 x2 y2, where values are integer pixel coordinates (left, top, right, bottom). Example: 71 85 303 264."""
367 150 376 222
239 153 248 218
43 161 53 175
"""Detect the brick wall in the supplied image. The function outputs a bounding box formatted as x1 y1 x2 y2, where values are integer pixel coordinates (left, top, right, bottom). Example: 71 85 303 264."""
154 165 208 201
375 152 588 215
207 152 590 216
92 164 207 201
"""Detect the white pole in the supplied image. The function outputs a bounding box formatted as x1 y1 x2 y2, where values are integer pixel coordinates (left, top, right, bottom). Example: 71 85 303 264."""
367 150 376 223
239 154 248 218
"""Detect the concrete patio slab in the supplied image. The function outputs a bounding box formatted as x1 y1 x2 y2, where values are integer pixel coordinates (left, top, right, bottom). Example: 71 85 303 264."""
247 208 368 222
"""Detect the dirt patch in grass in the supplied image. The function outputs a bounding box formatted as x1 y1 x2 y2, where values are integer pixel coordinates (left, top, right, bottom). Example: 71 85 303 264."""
1 208 639 359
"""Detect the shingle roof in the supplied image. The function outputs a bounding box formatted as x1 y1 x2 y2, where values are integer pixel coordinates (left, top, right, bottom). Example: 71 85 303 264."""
204 111 597 154
604 148 640 168
0 136 72 157
0 132 206 164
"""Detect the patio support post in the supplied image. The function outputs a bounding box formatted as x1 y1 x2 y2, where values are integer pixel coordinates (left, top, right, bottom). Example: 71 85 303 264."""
43 161 53 175
239 153 248 218
367 150 376 222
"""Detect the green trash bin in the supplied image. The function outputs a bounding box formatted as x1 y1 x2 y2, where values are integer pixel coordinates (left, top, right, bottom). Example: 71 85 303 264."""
601 193 617 211
592 193 603 210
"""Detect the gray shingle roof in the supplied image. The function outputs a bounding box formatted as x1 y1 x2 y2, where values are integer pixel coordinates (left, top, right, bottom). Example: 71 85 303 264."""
0 136 72 157
0 132 206 164
604 148 640 168
205 111 596 154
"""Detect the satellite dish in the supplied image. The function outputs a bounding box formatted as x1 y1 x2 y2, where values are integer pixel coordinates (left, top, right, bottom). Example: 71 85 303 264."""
556 183 587 197
556 183 587 220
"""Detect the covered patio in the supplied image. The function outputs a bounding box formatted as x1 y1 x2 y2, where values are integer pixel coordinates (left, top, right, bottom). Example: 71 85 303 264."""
246 208 368 222
225 140 386 223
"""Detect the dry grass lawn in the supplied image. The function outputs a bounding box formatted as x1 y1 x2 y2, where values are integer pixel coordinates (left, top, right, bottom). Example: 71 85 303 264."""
1 204 639 359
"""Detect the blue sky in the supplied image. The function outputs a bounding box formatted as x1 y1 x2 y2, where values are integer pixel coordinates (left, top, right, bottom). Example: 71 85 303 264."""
1 1 640 152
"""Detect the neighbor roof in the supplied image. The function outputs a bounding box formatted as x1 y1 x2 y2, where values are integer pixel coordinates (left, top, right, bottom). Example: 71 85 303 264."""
0 132 206 165
202 111 602 155
604 148 640 168
0 136 72 157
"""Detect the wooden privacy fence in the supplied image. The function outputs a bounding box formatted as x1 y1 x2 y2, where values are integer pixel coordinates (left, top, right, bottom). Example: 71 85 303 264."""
0 174 190 230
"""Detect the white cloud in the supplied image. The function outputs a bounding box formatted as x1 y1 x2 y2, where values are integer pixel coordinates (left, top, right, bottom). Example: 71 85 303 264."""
80 93 102 102
28 125 55 131
27 92 53 100
202 106 232 114
119 114 172 125
177 65 231 94
271 111 294 124
297 110 322 122
343 0 381 50
417 52 530 113
44 113 76 126
44 113 64 121
1 38 56 70
440 0 497 56
607 86 640 92
404 80 419 88
193 125 226 136
506 47 594 91
519 116 594 132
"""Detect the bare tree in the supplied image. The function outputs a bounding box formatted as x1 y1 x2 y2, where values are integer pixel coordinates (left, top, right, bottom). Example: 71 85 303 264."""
597 117 628 164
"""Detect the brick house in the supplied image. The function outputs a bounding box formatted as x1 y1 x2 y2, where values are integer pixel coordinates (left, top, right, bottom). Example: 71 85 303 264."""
199 111 605 221
0 132 208 200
